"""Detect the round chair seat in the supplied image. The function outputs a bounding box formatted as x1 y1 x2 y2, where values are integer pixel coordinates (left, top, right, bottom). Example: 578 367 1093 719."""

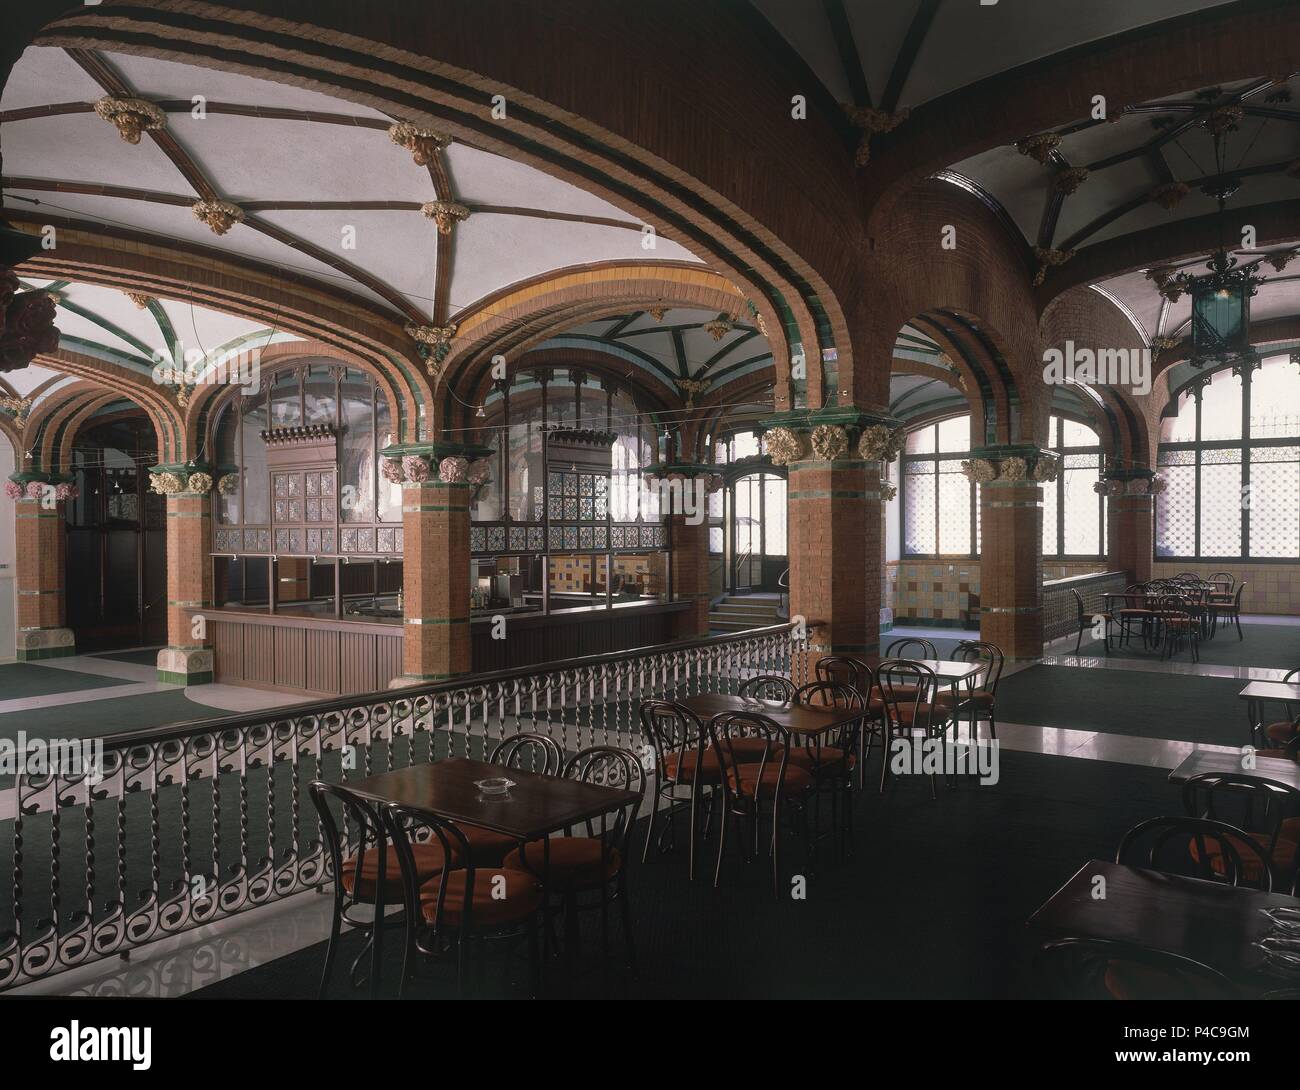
503 837 620 885
1265 720 1298 745
784 744 854 772
1187 831 1297 881
726 763 814 798
341 841 456 900
419 868 543 927
457 823 523 867
663 748 723 783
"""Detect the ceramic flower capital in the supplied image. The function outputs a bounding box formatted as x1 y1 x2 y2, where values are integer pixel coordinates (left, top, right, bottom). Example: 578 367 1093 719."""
960 458 997 484
764 427 805 466
438 456 469 483
858 424 903 462
809 424 849 461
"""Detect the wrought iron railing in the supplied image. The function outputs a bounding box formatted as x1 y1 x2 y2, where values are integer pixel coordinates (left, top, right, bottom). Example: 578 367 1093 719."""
0 622 805 990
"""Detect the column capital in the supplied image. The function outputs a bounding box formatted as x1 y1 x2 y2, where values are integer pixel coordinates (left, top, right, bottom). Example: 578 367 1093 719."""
961 444 1059 486
760 407 903 466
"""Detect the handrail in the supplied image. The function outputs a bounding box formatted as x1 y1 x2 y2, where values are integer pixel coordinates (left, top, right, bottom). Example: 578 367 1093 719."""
97 620 800 751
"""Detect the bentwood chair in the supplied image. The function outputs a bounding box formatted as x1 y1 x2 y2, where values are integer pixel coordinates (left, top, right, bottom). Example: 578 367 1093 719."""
1263 669 1300 749
457 731 564 866
739 673 796 702
383 803 544 999
936 640 1004 741
814 655 880 787
1117 815 1277 891
1037 938 1239 1001
1113 583 1155 648
708 710 814 896
792 680 864 853
503 746 645 989
1181 772 1300 888
1070 588 1112 654
876 658 952 798
1209 582 1247 640
1209 571 1235 594
1152 593 1200 662
639 700 720 880
309 780 458 999
885 637 938 659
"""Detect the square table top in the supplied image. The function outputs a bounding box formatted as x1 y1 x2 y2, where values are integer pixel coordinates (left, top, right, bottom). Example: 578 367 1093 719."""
343 757 640 841
1168 750 1300 790
892 659 983 685
1238 680 1300 702
679 692 860 737
1028 859 1295 987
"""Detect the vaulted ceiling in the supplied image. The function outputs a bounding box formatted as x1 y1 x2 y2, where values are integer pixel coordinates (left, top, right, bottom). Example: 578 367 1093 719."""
0 46 700 331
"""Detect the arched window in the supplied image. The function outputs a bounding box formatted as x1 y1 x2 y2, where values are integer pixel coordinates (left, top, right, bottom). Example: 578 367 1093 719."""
1156 354 1300 559
902 415 976 556
1041 414 1106 558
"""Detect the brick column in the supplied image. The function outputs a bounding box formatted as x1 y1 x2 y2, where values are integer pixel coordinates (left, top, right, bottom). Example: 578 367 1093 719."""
668 513 710 638
979 478 1043 659
395 477 471 684
157 487 214 685
787 457 880 677
1109 486 1153 583
13 489 73 660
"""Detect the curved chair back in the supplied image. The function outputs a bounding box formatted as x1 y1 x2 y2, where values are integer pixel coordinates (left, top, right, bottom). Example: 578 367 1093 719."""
876 658 937 731
954 639 1004 696
795 680 864 756
708 710 789 790
309 779 387 906
489 730 563 776
1182 771 1299 883
638 700 706 782
380 803 476 931
1037 937 1238 1000
1209 571 1235 591
562 745 646 874
1116 814 1276 891
814 655 869 694
738 674 797 702
884 637 937 660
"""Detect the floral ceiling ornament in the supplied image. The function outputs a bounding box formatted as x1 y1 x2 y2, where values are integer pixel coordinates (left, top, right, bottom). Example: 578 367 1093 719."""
1152 336 1181 360
192 199 244 236
842 105 909 167
960 458 997 484
703 315 733 341
647 305 668 322
1149 181 1191 210
1144 264 1185 304
1032 247 1075 287
809 424 848 461
1266 249 1299 273
124 291 154 309
438 456 468 483
998 456 1028 481
402 454 430 484
217 473 239 495
387 121 451 166
420 200 471 235
186 471 214 494
1052 167 1090 195
857 424 903 462
744 299 768 338
93 95 166 144
676 377 710 408
0 395 33 425
763 427 805 466
1014 132 1062 164
405 323 457 373
173 381 198 410
1203 105 1245 137
0 287 60 372
149 471 182 495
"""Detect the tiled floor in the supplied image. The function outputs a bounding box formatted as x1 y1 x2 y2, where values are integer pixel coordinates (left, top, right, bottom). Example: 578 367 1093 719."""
8 619 1295 998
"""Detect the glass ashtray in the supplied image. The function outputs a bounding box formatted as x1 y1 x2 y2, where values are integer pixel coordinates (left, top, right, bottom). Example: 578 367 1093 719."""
474 777 515 800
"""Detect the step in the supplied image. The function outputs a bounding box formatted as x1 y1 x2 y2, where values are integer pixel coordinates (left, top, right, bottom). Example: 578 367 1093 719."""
710 609 782 623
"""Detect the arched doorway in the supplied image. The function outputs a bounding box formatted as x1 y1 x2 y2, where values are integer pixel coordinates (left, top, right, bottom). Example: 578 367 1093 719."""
727 470 787 593
64 410 167 651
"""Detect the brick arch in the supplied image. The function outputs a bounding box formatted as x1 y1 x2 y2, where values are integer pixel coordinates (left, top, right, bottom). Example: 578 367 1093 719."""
861 179 1044 444
54 393 156 476
35 3 842 413
23 383 115 473
187 338 411 462
690 368 777 462
18 228 431 443
33 348 185 463
442 262 776 431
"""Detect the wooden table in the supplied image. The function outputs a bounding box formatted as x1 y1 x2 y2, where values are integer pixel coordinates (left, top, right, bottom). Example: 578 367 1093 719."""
679 692 858 738
1168 750 1300 790
1239 680 1300 747
1028 859 1297 994
346 756 640 841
